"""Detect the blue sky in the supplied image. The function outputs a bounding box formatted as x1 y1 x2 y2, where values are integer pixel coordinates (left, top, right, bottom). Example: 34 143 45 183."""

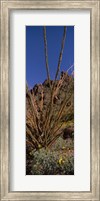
26 26 74 88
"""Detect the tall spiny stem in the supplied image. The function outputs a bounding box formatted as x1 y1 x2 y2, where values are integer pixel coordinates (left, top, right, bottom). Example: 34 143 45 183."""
43 26 51 89
55 26 67 81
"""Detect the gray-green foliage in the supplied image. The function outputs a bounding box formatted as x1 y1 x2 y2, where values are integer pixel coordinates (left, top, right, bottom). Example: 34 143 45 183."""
51 136 67 151
51 136 74 151
32 148 74 175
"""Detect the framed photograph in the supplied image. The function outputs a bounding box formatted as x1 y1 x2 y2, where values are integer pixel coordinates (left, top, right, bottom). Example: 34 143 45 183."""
0 0 100 200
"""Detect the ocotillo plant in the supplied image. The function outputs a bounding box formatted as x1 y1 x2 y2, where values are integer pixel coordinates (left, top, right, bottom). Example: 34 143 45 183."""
26 26 74 150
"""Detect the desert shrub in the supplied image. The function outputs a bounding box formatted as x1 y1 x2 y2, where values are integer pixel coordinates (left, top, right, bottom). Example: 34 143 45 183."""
51 136 74 151
32 148 74 175
51 137 67 151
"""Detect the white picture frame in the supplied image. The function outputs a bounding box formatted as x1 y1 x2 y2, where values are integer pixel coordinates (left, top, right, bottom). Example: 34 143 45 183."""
0 0 100 201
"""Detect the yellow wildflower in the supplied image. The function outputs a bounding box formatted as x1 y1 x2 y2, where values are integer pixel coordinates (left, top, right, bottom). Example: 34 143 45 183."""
38 144 42 149
58 156 64 165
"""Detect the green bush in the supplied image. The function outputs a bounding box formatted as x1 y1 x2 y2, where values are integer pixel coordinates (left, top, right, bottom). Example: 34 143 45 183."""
51 137 67 151
32 148 74 175
51 136 74 151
